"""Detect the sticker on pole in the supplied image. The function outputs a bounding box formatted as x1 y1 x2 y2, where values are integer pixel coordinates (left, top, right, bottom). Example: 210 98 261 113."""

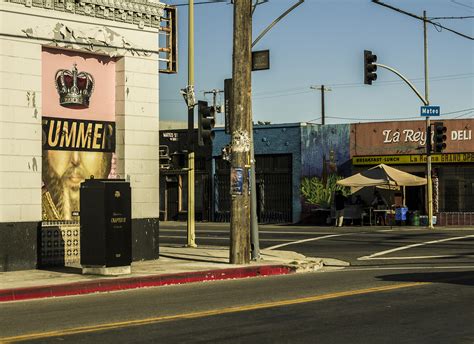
230 167 244 195
420 106 440 116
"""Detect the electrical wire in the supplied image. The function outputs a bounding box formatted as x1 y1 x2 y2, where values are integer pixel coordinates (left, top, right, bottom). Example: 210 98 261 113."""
372 0 473 40
454 110 474 119
308 107 474 123
450 0 474 11
306 117 322 123
430 16 474 20
250 73 473 98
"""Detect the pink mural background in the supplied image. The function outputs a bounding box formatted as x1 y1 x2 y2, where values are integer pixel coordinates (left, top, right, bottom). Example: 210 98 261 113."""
42 48 116 121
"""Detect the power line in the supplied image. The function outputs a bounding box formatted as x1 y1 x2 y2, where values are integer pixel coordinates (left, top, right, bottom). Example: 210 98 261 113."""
430 16 474 20
450 0 474 11
306 117 322 123
250 73 474 99
454 110 474 119
310 107 474 123
372 0 474 40
253 90 312 100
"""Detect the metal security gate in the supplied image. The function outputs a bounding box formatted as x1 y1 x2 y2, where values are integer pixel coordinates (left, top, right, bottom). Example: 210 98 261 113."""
161 171 212 222
215 154 293 223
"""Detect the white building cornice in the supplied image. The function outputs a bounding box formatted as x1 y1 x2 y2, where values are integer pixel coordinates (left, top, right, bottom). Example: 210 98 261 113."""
6 0 168 29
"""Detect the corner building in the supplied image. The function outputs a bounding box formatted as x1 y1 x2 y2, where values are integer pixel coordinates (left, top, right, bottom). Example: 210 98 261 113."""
351 119 474 225
0 0 174 271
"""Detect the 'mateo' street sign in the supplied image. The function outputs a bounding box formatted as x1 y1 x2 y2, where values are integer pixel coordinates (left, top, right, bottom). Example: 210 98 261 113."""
421 105 440 116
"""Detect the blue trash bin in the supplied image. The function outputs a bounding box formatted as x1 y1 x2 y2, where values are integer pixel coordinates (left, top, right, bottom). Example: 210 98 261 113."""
395 207 408 221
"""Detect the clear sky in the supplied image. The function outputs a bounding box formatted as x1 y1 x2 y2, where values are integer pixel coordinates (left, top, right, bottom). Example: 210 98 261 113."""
160 0 473 126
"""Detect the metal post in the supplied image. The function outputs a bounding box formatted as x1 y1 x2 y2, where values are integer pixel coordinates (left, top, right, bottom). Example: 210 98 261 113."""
187 152 196 246
424 10 434 230
247 0 303 262
250 121 260 260
187 0 196 247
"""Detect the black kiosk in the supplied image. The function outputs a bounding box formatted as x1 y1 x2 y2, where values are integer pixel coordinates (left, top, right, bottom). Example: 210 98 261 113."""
80 178 131 275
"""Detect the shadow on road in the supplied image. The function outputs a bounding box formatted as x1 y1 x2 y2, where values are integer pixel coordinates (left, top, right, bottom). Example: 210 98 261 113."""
377 270 474 286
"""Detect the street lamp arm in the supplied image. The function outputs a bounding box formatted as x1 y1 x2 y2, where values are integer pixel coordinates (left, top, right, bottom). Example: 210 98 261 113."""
375 63 428 105
252 0 304 48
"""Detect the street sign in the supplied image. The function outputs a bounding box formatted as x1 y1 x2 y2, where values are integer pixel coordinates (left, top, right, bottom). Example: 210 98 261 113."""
252 50 270 71
420 106 440 116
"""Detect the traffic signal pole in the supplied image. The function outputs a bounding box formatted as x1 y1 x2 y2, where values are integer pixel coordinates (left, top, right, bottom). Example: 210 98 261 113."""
424 10 434 230
365 10 433 229
247 0 304 261
370 60 434 229
187 0 196 247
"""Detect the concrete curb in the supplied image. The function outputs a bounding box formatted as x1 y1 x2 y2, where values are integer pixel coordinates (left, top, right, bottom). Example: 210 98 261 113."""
0 265 295 303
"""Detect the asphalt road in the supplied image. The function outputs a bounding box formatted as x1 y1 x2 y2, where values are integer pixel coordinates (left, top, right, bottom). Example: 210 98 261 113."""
1 223 473 343
1 266 473 343
160 222 474 267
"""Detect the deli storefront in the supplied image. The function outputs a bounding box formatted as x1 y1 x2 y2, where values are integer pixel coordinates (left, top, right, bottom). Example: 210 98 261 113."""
350 119 474 226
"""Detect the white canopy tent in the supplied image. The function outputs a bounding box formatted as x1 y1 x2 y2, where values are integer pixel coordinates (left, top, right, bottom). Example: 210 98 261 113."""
337 164 427 225
337 164 427 190
337 164 427 206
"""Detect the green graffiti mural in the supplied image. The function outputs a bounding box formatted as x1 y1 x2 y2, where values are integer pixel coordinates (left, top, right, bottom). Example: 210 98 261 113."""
300 174 350 209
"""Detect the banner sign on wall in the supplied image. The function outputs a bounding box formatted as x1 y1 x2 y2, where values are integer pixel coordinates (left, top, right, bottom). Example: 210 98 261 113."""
42 117 115 152
42 48 116 221
353 153 474 165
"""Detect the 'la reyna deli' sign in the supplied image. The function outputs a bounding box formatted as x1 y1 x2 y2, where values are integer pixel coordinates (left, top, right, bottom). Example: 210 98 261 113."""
382 128 472 145
350 120 474 156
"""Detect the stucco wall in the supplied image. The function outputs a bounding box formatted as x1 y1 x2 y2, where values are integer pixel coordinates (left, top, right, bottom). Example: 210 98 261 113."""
0 0 161 269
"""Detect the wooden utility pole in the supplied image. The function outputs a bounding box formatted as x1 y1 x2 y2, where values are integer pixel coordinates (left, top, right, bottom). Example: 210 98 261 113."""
310 85 331 125
230 0 252 264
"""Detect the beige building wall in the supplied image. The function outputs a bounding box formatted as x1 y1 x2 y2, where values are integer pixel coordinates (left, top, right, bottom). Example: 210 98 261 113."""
116 57 160 219
0 0 161 223
0 0 166 270
0 34 42 222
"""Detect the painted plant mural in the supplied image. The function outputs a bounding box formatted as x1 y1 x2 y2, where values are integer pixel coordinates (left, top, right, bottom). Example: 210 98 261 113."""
300 124 351 208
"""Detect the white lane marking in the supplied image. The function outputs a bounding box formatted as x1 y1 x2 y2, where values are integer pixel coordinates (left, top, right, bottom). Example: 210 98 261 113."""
160 235 298 243
358 234 474 260
359 255 462 260
160 229 338 235
266 234 348 250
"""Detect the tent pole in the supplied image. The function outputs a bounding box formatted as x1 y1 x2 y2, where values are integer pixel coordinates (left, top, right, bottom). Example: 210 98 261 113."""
403 186 406 207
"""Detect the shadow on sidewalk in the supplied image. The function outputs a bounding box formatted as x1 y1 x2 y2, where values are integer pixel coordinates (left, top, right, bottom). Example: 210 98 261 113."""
159 254 229 265
38 266 83 275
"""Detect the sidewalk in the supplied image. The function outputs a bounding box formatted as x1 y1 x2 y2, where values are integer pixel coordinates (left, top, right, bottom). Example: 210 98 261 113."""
0 245 349 303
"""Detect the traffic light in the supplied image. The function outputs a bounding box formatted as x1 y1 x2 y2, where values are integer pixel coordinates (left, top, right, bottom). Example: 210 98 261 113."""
159 145 171 170
198 100 215 146
364 50 377 85
170 150 187 169
433 122 447 153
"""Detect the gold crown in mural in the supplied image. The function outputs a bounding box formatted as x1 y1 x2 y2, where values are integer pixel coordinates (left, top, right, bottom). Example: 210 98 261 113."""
55 64 94 108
